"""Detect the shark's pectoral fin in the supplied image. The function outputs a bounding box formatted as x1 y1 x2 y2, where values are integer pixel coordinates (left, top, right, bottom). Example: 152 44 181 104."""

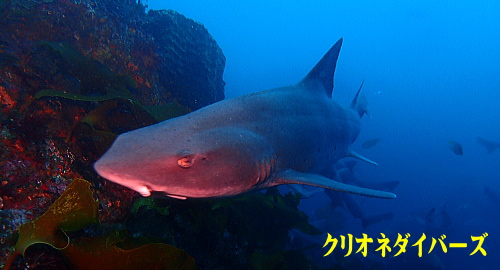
272 169 396 199
347 150 378 165
287 185 323 198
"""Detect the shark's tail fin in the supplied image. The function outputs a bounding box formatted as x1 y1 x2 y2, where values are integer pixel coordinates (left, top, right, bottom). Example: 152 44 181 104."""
350 80 370 118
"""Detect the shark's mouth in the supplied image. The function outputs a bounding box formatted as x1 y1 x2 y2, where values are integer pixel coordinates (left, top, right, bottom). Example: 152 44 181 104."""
132 185 152 197
165 194 188 200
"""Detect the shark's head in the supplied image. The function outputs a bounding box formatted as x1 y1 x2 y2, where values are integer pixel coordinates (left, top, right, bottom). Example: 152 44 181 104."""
94 126 276 199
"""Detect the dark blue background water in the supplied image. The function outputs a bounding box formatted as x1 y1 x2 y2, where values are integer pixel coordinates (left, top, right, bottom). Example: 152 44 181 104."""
148 1 498 269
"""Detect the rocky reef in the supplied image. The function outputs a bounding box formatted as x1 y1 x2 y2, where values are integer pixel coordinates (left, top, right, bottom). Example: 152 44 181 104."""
0 0 225 110
0 0 330 269
144 9 226 110
0 0 225 267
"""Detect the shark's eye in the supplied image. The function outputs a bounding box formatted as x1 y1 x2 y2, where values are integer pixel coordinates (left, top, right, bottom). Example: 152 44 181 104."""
178 156 194 168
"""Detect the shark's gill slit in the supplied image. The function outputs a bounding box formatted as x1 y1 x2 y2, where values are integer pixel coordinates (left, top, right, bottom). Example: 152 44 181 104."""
257 154 276 186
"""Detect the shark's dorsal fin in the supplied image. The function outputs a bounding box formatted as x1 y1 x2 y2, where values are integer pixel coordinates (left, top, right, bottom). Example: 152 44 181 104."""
350 80 364 107
350 80 370 118
300 38 343 98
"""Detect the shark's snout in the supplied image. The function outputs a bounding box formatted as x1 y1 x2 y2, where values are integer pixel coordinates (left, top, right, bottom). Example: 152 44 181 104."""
94 156 153 197
93 158 111 180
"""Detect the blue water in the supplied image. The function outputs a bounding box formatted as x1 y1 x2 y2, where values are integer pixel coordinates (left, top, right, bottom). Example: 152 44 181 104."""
147 1 499 269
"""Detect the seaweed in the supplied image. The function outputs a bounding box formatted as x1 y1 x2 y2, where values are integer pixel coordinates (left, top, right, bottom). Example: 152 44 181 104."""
29 88 190 154
33 88 191 122
34 88 130 102
125 188 321 268
143 102 191 122
131 197 171 216
4 178 197 270
4 178 99 269
61 233 197 270
39 41 136 96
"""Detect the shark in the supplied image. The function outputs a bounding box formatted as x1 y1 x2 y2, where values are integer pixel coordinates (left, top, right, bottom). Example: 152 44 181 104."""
94 38 396 200
477 137 500 154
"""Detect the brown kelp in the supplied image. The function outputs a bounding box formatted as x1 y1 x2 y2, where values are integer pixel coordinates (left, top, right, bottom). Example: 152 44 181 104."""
4 178 197 270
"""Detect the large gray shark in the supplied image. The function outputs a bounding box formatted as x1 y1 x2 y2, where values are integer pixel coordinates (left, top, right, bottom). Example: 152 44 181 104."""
94 38 396 200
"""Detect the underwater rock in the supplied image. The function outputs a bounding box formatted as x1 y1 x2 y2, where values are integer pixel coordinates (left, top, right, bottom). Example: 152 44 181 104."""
0 0 225 111
144 10 226 109
0 0 224 267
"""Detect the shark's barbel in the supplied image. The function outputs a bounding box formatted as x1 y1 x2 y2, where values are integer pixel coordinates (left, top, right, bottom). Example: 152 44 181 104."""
94 38 396 200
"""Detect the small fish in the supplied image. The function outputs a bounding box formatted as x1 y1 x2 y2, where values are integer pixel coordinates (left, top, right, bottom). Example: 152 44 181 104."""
448 140 463 155
361 138 381 149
